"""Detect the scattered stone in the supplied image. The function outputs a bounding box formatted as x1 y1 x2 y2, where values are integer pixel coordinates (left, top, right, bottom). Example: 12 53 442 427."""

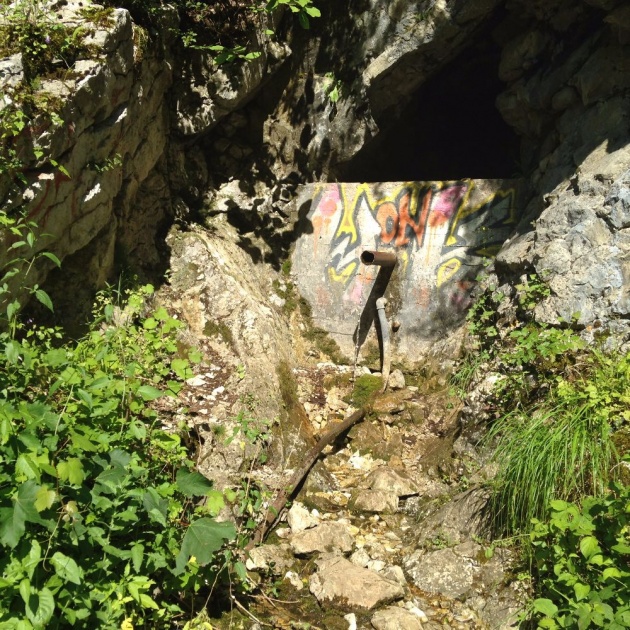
365 467 419 497
290 522 354 555
287 502 319 533
404 602 428 622
367 559 386 572
245 544 293 574
403 547 475 599
350 548 371 567
381 565 407 586
350 490 399 513
284 570 304 591
372 392 408 415
371 606 424 630
309 555 404 610
185 375 206 387
388 369 406 390
344 612 357 630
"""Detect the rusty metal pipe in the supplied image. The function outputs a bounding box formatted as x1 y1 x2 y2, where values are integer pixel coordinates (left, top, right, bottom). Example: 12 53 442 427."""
360 250 397 267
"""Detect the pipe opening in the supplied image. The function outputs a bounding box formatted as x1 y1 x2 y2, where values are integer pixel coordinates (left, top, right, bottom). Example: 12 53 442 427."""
360 250 397 267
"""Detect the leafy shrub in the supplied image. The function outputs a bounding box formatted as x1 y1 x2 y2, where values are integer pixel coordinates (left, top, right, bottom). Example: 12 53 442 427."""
1 210 61 331
0 0 90 81
527 484 630 629
464 272 629 534
0 220 244 627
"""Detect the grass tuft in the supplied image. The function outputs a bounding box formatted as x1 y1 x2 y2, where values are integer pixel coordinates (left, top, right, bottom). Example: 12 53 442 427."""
486 349 629 535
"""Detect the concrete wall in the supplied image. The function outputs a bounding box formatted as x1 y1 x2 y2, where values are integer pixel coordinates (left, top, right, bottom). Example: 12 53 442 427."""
292 179 521 361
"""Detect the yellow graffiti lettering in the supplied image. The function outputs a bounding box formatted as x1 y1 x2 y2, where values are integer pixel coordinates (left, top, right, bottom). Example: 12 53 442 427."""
328 261 358 284
436 258 462 287
445 186 515 247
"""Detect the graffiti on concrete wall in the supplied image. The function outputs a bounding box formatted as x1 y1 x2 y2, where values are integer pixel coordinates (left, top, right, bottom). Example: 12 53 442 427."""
306 180 516 307
292 179 519 354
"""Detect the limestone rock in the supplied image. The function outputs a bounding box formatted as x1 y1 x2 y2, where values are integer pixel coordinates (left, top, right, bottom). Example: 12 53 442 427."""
371 606 424 630
365 468 419 497
290 522 354 555
380 565 407 587
309 555 404 610
388 369 406 390
601 168 630 230
407 489 489 548
287 502 319 534
350 490 399 514
246 544 294 575
403 547 476 599
0 54 24 92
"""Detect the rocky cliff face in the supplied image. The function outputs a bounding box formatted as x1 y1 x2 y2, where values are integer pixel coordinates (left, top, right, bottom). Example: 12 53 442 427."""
1 0 629 345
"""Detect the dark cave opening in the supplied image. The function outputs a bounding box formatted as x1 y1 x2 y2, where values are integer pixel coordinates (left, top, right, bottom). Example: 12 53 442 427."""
339 35 521 182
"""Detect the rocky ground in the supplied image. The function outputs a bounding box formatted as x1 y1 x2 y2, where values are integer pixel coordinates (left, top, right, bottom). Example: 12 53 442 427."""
174 353 529 629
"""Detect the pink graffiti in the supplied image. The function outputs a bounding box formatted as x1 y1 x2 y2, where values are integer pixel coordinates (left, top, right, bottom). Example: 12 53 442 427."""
429 185 467 227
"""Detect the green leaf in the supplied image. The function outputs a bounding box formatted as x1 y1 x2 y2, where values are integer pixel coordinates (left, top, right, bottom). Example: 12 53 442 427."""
602 567 622 580
6 299 19 322
57 458 85 486
234 561 248 582
143 317 158 330
0 507 25 548
136 385 162 401
171 358 192 380
131 543 144 572
580 536 600 560
69 430 99 452
95 463 126 492
19 578 31 605
24 540 42 580
24 586 55 627
5 340 21 363
0 481 49 548
76 388 93 409
34 289 53 312
174 518 236 574
40 251 61 267
51 552 82 585
34 486 56 512
205 490 225 516
534 598 559 617
574 582 590 601
16 454 41 483
176 469 213 497
142 488 168 526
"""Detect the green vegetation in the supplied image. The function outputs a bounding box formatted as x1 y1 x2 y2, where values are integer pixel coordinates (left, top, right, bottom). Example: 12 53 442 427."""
487 348 628 536
0 0 90 81
0 211 256 627
461 271 630 628
347 374 382 408
527 486 630 628
465 273 628 534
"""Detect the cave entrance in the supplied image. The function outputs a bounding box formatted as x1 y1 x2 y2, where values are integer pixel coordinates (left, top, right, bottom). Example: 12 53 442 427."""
338 33 520 182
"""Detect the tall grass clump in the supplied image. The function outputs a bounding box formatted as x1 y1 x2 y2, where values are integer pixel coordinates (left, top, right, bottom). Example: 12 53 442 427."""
487 348 629 536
